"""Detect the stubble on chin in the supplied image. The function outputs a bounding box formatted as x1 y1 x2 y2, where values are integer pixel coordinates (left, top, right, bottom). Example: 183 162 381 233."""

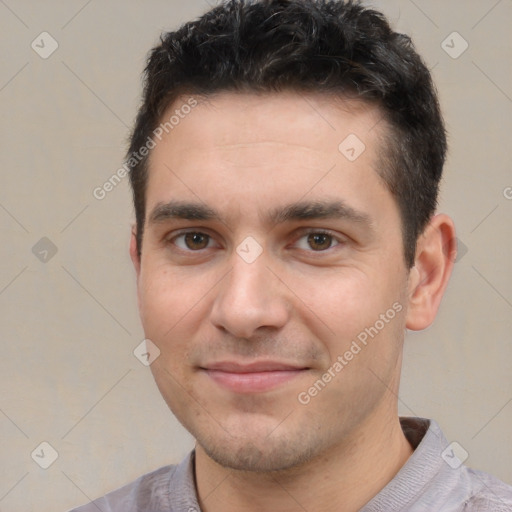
195 420 321 473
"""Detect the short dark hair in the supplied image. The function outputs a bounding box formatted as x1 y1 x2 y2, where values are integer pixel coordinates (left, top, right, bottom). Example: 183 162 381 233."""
128 0 446 268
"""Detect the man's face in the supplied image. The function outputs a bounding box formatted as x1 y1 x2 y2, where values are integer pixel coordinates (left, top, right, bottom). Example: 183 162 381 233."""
132 92 412 472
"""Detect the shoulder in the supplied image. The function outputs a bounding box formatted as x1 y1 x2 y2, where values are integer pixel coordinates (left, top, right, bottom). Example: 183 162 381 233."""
461 467 512 512
67 451 198 512
67 463 178 512
365 418 512 512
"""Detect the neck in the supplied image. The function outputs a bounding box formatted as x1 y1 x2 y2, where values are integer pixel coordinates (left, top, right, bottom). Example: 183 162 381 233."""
195 411 414 512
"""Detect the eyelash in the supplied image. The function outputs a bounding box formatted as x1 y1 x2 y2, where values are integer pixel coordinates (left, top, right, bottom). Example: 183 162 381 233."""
169 229 344 253
293 229 341 251
171 231 219 251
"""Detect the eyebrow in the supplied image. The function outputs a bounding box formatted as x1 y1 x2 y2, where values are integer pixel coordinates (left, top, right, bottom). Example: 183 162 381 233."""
268 200 372 227
148 199 373 230
149 201 220 224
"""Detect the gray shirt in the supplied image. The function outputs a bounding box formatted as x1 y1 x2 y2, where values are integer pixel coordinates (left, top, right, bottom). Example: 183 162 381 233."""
70 418 512 511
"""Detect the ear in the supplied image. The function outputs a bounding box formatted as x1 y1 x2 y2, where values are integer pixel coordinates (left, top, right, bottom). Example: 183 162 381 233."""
405 214 457 331
129 225 141 278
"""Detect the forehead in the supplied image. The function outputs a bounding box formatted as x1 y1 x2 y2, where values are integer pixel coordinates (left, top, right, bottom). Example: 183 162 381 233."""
156 91 384 157
145 91 391 219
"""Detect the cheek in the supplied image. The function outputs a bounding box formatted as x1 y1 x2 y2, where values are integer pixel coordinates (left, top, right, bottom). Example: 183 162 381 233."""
290 270 391 335
138 265 207 348
291 268 406 374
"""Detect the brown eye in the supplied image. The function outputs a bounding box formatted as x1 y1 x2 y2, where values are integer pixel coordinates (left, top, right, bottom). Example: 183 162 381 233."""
179 232 211 250
307 233 334 251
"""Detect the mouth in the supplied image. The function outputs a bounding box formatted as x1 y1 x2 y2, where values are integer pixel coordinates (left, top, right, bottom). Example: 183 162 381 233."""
200 361 310 393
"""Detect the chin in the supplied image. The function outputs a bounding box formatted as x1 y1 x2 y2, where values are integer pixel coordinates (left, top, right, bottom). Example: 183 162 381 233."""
197 426 318 473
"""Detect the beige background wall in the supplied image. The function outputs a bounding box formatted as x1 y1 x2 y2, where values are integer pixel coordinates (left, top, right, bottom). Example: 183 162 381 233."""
0 1 511 510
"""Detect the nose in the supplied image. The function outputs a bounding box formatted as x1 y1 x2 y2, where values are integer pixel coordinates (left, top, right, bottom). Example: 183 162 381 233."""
210 250 290 339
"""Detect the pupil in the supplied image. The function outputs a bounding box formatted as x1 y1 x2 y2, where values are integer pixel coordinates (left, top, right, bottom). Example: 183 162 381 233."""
186 233 208 249
308 233 331 250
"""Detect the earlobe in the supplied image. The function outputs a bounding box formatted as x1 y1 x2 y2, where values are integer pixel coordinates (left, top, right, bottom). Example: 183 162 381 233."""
129 226 141 278
405 214 456 331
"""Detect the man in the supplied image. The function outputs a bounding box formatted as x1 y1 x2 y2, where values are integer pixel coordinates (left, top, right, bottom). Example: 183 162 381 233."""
72 0 512 510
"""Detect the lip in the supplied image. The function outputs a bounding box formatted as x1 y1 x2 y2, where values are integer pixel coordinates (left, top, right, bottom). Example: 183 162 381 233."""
200 361 309 393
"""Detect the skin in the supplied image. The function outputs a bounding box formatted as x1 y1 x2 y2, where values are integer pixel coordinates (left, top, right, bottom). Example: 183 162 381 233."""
130 91 456 512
